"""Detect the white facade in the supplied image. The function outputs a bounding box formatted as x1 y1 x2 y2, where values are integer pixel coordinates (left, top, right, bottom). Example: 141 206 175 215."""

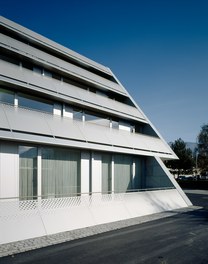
0 16 191 245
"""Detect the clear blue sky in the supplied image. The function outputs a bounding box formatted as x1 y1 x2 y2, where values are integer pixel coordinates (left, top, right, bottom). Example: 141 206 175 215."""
1 0 208 143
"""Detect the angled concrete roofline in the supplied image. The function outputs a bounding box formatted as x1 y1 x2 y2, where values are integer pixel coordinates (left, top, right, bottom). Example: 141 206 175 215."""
0 16 191 248
0 15 177 160
110 69 178 160
0 16 111 76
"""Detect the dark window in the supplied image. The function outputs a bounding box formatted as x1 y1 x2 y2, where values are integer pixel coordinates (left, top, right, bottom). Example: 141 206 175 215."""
33 66 42 75
0 87 14 104
0 53 20 65
18 93 53 113
85 111 110 127
73 107 83 121
43 69 52 78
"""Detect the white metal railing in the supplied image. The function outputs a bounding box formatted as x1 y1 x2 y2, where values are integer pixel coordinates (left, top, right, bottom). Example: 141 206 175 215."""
0 187 175 201
0 186 175 201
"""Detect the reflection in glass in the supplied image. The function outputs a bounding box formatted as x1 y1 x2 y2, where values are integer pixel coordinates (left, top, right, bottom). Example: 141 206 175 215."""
0 88 14 104
18 93 53 113
19 146 37 200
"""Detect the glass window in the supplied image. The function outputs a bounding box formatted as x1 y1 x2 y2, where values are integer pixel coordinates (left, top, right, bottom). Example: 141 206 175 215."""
96 90 108 97
42 147 81 198
145 157 174 189
43 69 52 78
22 61 33 71
85 111 110 127
64 105 73 118
0 53 19 65
18 93 53 113
0 88 14 104
134 157 142 190
73 107 83 121
112 120 119 129
33 66 42 75
19 146 38 200
102 154 112 194
114 154 133 193
52 72 61 81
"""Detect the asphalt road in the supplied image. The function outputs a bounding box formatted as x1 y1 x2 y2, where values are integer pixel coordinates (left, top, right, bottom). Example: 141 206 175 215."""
1 191 208 264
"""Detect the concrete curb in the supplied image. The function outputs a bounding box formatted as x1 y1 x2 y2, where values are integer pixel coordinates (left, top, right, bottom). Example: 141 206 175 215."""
0 206 200 258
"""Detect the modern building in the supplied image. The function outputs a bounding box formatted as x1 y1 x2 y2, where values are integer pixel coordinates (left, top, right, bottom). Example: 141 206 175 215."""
0 16 191 245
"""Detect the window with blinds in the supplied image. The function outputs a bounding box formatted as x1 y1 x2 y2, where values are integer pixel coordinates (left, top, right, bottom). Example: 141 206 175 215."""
19 146 38 200
41 147 81 198
101 153 112 194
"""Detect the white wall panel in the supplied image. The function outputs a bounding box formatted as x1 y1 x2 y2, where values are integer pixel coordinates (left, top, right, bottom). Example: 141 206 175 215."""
0 142 18 199
0 200 46 244
45 115 85 141
0 102 173 157
3 104 52 136
96 95 145 120
78 121 111 145
81 152 90 194
56 81 80 99
0 189 189 245
91 152 102 193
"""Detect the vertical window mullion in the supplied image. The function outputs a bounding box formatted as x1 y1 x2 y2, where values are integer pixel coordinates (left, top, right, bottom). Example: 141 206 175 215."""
14 93 18 107
37 147 42 200
111 156 114 193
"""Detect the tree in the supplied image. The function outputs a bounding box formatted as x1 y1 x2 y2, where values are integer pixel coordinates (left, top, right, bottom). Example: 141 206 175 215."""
197 124 208 173
166 138 194 176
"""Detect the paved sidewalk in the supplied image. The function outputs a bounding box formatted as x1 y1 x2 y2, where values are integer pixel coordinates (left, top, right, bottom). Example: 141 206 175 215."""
0 206 200 258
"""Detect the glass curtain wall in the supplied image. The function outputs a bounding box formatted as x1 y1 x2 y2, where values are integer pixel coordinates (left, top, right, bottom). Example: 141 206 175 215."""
114 154 133 193
19 146 38 200
134 157 142 190
101 153 112 194
114 155 143 193
19 145 144 199
41 147 81 198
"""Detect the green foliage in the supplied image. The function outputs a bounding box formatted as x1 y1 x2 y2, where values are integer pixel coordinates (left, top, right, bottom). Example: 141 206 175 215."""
166 138 194 176
197 123 208 171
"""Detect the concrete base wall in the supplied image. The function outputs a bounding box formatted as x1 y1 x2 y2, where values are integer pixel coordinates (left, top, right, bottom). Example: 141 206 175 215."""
0 189 189 245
